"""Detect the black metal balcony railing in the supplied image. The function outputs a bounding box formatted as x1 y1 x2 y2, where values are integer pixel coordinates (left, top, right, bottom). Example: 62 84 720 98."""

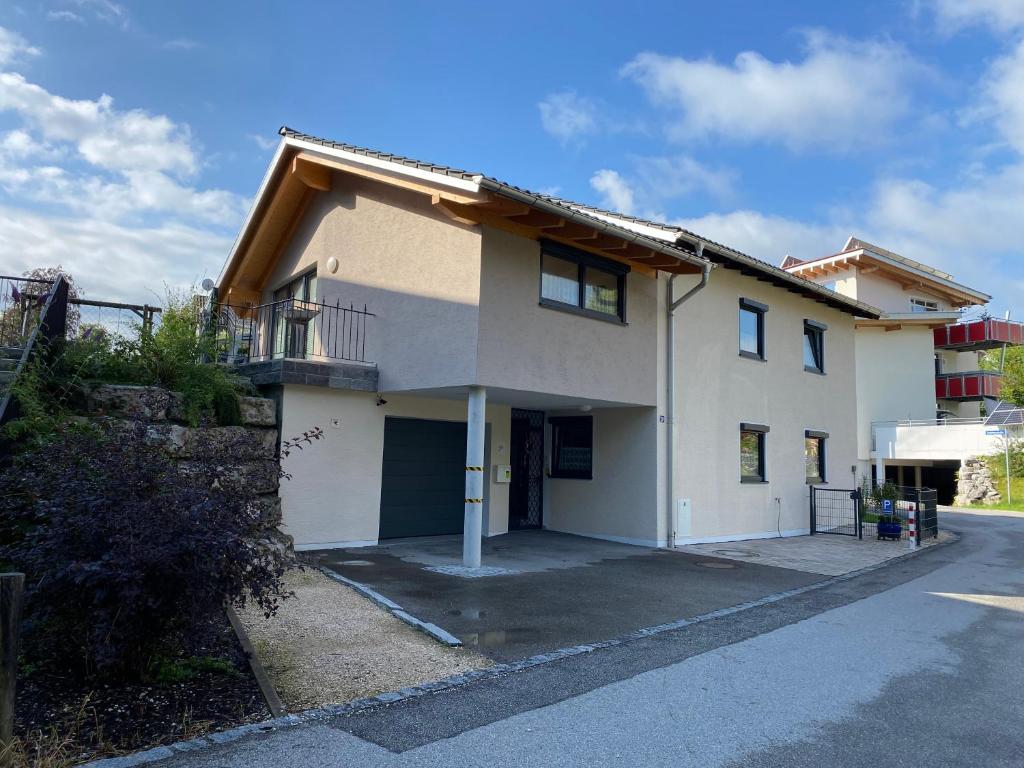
212 297 374 365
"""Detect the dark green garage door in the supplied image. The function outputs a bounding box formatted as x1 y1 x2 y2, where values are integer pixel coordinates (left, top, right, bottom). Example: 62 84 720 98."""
379 417 467 539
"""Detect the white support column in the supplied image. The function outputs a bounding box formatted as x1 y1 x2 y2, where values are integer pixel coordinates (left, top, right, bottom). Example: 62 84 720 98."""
875 456 885 485
463 386 486 569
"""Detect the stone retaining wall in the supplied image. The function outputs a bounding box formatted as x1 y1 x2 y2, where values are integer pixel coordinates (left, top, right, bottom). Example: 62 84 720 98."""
955 457 1001 506
86 384 287 547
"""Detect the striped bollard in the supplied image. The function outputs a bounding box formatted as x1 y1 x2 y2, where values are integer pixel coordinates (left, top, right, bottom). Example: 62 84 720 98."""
907 504 918 551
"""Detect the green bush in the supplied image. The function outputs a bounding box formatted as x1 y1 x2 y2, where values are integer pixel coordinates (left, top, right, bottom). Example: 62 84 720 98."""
981 440 1024 481
3 288 244 447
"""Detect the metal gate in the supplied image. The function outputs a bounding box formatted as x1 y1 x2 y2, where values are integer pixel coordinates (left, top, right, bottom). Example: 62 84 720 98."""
509 408 544 529
911 487 939 541
810 487 862 538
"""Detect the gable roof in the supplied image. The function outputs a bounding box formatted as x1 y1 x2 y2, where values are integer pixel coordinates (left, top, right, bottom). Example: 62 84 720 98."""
218 127 881 319
783 236 990 308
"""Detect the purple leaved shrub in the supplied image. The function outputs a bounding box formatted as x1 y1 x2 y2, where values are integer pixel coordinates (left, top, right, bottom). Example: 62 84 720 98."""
0 420 292 680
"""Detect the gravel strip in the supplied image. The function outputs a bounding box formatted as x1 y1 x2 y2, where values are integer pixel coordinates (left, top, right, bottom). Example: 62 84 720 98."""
238 569 488 710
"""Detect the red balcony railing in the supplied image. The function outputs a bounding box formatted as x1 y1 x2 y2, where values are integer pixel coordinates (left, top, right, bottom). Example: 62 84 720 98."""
934 319 1024 351
935 371 1002 401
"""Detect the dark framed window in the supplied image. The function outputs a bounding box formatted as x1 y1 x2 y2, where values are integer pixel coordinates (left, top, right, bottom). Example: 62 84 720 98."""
805 430 828 484
549 416 593 479
739 298 767 360
804 319 826 374
740 422 769 483
271 268 317 359
540 240 629 323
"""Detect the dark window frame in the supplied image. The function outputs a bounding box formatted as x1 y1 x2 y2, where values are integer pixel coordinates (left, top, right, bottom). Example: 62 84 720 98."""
805 429 829 484
548 415 594 480
740 422 769 483
539 239 629 325
803 319 827 374
739 298 768 361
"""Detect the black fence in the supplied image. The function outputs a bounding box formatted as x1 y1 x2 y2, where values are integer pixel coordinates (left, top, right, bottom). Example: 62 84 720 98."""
211 297 374 365
810 487 862 538
812 485 939 543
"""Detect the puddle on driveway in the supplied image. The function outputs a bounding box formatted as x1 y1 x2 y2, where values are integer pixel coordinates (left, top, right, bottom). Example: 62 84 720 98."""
444 609 488 619
462 629 540 648
698 561 737 569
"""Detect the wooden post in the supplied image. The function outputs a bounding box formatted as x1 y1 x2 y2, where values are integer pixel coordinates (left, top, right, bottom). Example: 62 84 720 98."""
0 573 24 762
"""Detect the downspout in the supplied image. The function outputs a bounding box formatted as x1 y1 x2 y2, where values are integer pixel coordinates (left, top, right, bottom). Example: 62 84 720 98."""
666 243 710 548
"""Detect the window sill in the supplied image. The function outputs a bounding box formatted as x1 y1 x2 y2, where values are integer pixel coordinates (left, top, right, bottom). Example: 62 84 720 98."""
549 474 593 481
806 479 826 485
739 351 766 362
804 366 826 375
539 299 627 326
740 478 769 484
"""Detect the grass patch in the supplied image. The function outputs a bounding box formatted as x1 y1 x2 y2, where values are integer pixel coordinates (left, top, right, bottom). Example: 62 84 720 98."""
147 655 242 685
968 476 1024 512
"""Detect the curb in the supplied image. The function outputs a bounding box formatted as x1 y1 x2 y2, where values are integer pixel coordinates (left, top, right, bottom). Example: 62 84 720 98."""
225 606 286 717
314 565 463 647
83 531 959 768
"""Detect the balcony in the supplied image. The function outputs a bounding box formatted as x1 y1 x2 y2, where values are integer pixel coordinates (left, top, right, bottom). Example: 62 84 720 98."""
212 297 378 391
934 318 1024 351
871 417 1009 463
934 371 1002 401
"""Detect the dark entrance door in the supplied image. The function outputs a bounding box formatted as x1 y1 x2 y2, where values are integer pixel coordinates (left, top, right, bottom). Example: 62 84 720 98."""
509 409 544 530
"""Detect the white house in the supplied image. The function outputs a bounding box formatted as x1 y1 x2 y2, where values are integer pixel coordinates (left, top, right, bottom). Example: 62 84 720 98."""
784 237 1023 501
215 128 880 562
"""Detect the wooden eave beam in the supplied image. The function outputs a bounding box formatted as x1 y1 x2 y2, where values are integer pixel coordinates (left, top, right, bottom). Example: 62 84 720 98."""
292 150 485 206
507 209 565 229
292 156 331 191
431 194 479 226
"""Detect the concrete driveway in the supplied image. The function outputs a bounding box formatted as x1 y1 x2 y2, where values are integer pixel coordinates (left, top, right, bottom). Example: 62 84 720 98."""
307 531 821 661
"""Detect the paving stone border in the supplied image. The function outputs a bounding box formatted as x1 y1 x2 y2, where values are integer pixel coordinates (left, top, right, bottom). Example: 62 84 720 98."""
83 531 960 768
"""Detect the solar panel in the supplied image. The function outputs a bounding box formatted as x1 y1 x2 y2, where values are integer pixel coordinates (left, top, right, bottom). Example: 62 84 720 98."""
986 400 1024 426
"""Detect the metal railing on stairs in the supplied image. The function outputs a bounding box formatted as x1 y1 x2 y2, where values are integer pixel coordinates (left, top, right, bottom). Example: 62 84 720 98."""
0 274 70 437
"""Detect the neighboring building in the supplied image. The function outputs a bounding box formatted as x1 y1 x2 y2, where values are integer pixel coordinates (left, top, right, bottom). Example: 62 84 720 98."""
784 237 1024 502
215 128 880 560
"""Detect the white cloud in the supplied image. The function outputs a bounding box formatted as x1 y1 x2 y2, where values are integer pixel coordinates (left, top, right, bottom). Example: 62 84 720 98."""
926 0 1024 34
248 133 278 151
46 10 85 24
589 169 636 214
966 38 1024 153
538 90 598 142
0 26 40 66
672 209 846 266
589 154 736 218
0 206 230 303
164 38 198 51
68 0 128 28
622 31 924 151
0 26 245 302
0 72 197 175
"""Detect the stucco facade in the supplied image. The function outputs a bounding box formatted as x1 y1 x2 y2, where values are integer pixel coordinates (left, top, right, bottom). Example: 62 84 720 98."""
279 386 512 548
670 268 860 542
220 131 877 553
265 173 484 393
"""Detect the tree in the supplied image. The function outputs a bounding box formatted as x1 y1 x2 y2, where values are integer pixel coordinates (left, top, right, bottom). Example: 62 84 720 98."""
982 346 1024 407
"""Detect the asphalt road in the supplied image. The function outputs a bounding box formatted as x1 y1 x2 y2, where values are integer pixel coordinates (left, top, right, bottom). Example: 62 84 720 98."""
162 510 1024 768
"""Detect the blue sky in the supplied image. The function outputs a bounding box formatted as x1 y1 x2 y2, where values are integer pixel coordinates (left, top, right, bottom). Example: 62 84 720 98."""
0 0 1022 316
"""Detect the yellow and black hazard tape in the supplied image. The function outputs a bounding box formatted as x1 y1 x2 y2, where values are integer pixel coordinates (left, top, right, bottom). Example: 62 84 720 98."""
465 466 484 471
464 498 484 504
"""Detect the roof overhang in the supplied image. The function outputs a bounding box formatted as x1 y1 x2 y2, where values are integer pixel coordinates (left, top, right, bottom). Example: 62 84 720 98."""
855 311 962 331
217 128 881 320
784 248 990 309
217 135 710 303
